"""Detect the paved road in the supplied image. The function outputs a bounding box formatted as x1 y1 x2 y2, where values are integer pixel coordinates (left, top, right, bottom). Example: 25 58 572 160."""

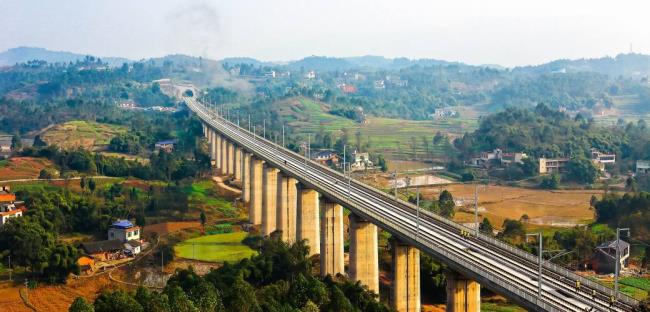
187 96 637 312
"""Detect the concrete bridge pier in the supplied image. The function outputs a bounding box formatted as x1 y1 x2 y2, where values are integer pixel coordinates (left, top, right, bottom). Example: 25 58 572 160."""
298 188 320 256
349 214 379 294
444 271 481 312
262 166 279 236
215 134 222 172
241 152 251 203
277 174 298 242
227 141 235 175
234 146 242 181
220 137 228 175
249 157 265 225
320 200 345 277
391 240 420 312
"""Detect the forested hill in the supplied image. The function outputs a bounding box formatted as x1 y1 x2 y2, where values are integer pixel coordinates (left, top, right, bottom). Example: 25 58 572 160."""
454 103 650 165
0 47 131 67
513 53 650 77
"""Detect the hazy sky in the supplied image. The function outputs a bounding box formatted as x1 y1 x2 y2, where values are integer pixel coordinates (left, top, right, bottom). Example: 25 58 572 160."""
1 0 649 67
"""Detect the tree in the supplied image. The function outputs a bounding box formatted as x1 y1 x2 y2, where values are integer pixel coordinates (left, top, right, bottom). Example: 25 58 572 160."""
480 218 493 235
438 190 455 218
539 174 560 189
500 219 526 242
566 157 599 184
634 298 650 312
165 286 197 312
69 297 95 312
200 211 207 229
80 176 87 191
11 134 22 150
39 168 57 179
94 290 143 312
88 178 96 193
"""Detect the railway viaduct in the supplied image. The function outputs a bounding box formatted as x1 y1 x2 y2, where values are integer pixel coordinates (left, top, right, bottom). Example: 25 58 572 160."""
188 96 637 312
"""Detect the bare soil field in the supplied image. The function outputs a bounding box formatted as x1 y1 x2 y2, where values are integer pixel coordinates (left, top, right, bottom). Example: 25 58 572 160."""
143 221 201 237
422 184 600 228
0 273 125 312
0 157 53 180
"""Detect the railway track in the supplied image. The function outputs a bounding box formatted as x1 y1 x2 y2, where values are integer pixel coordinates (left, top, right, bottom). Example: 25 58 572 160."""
187 97 638 311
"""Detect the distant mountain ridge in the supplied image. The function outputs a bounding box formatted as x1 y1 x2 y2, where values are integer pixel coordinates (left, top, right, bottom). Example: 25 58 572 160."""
0 47 131 67
513 53 650 77
2 47 650 77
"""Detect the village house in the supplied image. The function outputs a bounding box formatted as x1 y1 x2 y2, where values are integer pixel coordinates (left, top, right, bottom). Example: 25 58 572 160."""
80 239 124 262
538 157 570 174
635 160 650 175
373 80 385 90
0 186 25 226
124 240 142 256
155 139 177 153
470 149 527 167
108 219 141 243
590 148 616 171
350 151 374 172
429 108 459 119
306 70 316 79
590 240 630 274
311 150 340 168
338 83 357 94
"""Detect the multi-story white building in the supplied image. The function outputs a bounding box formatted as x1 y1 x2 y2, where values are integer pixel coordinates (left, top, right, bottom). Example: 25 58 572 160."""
108 220 141 243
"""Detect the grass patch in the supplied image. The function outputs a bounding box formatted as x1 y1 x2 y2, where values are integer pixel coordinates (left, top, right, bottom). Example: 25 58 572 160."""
174 232 257 263
184 180 238 218
0 159 8 168
620 277 650 291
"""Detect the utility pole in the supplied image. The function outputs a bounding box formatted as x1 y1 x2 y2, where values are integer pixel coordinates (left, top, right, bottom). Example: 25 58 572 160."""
248 114 251 132
474 184 479 237
393 170 398 199
416 186 420 240
282 124 285 147
526 233 543 302
615 227 630 300
253 126 256 139
263 119 266 139
8 255 11 282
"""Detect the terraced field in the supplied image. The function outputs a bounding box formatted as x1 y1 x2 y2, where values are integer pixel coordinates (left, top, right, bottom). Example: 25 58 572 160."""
40 120 127 150
0 157 54 180
278 97 479 159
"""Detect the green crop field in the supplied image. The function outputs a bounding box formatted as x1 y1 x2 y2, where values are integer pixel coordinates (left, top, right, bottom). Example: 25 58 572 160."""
183 180 238 218
174 232 257 263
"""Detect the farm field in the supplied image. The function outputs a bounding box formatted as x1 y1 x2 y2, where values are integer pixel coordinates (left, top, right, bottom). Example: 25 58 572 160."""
593 95 650 126
183 179 241 219
0 157 53 180
277 96 478 158
0 273 124 312
99 151 150 164
420 184 600 229
174 232 257 263
40 120 127 150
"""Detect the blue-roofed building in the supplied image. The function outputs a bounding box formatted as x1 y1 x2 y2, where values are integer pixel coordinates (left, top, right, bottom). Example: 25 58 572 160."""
108 219 140 243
